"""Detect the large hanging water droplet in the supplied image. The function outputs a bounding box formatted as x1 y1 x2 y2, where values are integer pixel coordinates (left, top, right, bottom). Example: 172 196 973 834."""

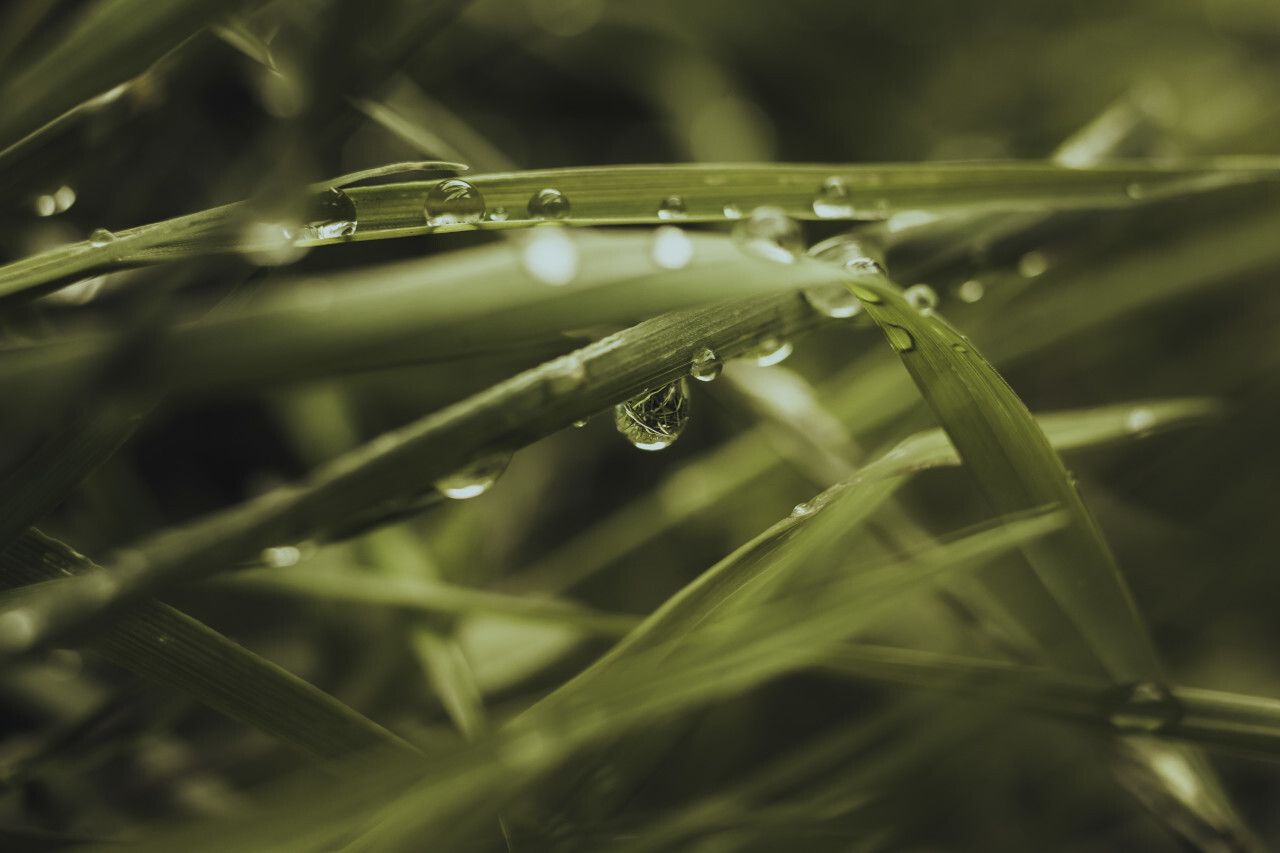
522 226 580 286
435 453 512 499
89 228 115 248
803 283 863 319
657 195 687 220
303 187 357 240
614 379 690 451
1106 681 1182 733
812 176 855 219
741 337 793 366
904 283 939 311
689 346 722 382
528 188 571 220
424 179 486 228
651 225 694 270
884 325 915 353
732 206 803 264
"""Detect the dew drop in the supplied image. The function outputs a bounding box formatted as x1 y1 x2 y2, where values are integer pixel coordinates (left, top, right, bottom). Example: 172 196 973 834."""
572 418 590 428
1126 407 1157 436
303 187 357 240
904 283 939 311
790 502 816 519
89 228 115 248
732 206 803 264
614 379 690 451
1106 681 1182 733
34 194 57 217
742 337 793 366
722 202 742 219
803 283 862 319
951 342 969 353
261 545 302 568
847 284 883 305
884 325 915 353
522 226 580 286
957 279 985 303
657 195 687 220
689 346 722 382
1018 250 1049 278
651 225 694 270
0 609 37 652
812 176 854 219
528 188 571 220
424 178 486 228
435 453 512 499
488 206 509 222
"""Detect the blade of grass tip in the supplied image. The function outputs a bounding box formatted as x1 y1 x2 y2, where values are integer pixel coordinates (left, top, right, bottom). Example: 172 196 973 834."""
0 531 415 763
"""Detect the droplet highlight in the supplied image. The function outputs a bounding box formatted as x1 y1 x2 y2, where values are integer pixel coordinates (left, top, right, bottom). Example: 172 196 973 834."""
303 187 357 240
657 195 687 220
812 176 854 219
722 202 742 219
488 206 509 222
424 179 486 228
1126 407 1157 436
689 346 722 382
732 206 803 264
89 228 115 248
528 188 571 220
614 379 690 451
742 337 793 367
1106 681 1182 733
435 453 512 499
651 225 694 270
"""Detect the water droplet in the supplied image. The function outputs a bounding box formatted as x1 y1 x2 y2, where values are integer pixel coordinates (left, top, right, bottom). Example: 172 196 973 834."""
1106 681 1182 733
522 226 580 286
89 228 115 248
803 283 862 319
303 187 357 240
1126 407 1157 436
957 279 985 303
657 195 687 220
614 379 690 451
844 257 886 279
951 342 969 353
742 337 793 366
240 221 307 266
847 284 883 305
1018 250 1049 278
35 186 75 217
262 545 302 568
1125 182 1147 200
689 346 722 382
812 176 854 219
435 453 512 499
790 502 816 519
884 325 915 353
732 206 803 264
424 179 486 228
488 206 509 222
722 202 742 219
528 188 571 220
651 225 694 270
904 284 939 311
572 418 590 428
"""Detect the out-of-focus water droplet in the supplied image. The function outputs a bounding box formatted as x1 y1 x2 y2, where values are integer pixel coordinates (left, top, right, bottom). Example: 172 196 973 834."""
742 337 793 366
689 346 722 382
884 325 915 353
35 185 76 217
650 225 694 270
887 210 940 232
528 188 571 220
302 187 357 240
957 279 985 303
435 453 512 499
1018 250 1049 278
1126 407 1157 436
614 379 690 451
1125 182 1147 200
522 226 580 286
812 176 854 219
572 418 590 428
1107 681 1182 733
240 220 307 266
657 195 687 220
732 206 803 264
43 276 105 306
261 545 302 568
803 283 862 319
0 609 37 652
424 179 486 228
89 228 115 248
904 283 939 311
488 206 509 222
722 202 742 219
844 257 886 279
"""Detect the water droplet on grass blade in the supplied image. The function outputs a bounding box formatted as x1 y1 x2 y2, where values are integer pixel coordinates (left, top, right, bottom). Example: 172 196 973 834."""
733 206 803 264
884 325 915 353
522 226 580 286
689 346 722 382
742 337 793 366
904 283 939 311
803 283 863 319
528 188 571 220
957 279 985 303
790 502 816 519
424 179 486 227
1126 407 1157 436
615 379 690 451
89 228 115 247
303 187 357 239
812 176 854 219
657 195 687 220
722 202 742 219
1106 681 1182 733
435 453 512 499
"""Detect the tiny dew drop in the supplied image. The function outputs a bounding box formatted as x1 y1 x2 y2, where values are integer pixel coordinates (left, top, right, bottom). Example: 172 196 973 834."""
522 226 580 286
528 188 571 220
424 178 486 227
651 225 694 270
742 337 793 367
261 545 302 568
303 187 357 240
884 325 915 353
732 206 803 264
614 379 690 451
689 345 722 382
951 342 969 353
722 202 742 219
488 206 509 222
847 284 883 305
1105 681 1183 733
89 228 115 247
812 176 854 219
572 418 590 428
790 502 816 519
657 195 687 220
844 257 886 280
903 283 939 311
803 283 862 319
435 452 512 499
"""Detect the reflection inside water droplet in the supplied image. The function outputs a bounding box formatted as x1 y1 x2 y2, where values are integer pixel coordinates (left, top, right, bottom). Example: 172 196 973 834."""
722 202 742 219
615 379 690 451
424 179 486 228
812 176 854 219
732 206 803 264
689 346 722 382
657 195 687 220
435 453 512 499
303 187 357 240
